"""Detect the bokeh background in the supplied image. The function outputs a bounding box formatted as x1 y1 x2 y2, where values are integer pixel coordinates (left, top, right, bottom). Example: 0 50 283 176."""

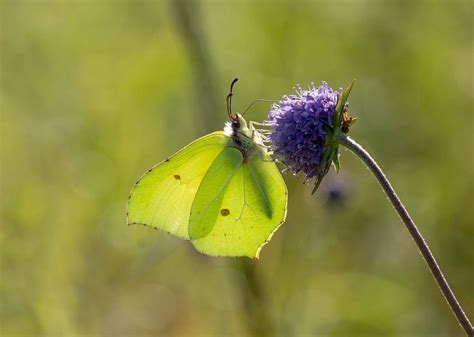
1 0 473 336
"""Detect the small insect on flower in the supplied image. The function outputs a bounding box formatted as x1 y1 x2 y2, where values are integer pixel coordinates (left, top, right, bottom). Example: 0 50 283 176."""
341 103 357 134
265 80 355 193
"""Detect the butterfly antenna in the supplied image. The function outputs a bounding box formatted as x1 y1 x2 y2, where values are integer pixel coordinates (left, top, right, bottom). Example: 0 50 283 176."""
242 99 278 117
227 78 239 122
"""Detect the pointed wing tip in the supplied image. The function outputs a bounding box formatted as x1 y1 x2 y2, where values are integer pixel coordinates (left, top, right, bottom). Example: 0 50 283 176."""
251 250 261 260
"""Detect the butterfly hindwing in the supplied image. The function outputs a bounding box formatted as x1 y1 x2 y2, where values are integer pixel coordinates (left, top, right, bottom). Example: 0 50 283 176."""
189 148 287 258
127 132 230 239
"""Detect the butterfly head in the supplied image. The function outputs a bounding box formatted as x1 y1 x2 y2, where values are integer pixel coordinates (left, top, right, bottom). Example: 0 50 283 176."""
224 78 268 160
225 78 249 137
224 113 249 137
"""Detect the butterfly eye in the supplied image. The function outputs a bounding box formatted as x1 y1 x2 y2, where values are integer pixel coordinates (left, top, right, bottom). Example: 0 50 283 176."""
231 118 241 130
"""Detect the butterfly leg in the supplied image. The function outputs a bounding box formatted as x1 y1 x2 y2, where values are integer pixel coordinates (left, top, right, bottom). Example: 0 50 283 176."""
249 121 270 139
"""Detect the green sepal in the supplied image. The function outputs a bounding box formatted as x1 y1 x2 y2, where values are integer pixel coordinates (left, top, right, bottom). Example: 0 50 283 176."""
336 79 355 115
312 176 323 195
312 147 337 194
333 79 355 126
314 80 355 195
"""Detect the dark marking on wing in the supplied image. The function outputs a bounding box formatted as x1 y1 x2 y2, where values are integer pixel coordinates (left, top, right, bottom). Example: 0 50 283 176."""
173 174 181 180
220 208 230 216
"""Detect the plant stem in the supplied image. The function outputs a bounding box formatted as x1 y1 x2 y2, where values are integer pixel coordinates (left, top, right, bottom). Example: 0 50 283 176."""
339 134 473 336
235 259 273 337
171 3 273 335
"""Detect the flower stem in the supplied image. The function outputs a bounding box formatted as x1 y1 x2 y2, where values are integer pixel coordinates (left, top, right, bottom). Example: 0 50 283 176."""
236 259 273 337
339 134 473 336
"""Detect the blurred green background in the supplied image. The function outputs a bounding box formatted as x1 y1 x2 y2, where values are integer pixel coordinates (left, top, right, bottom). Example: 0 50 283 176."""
1 0 473 336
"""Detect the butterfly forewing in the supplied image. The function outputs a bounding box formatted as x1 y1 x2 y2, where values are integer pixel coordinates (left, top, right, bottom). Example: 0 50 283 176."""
127 132 230 239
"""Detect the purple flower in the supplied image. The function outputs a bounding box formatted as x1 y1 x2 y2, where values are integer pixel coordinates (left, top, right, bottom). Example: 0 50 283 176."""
268 82 342 188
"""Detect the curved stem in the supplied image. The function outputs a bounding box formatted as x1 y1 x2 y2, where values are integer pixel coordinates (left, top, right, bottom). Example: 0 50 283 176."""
339 134 473 336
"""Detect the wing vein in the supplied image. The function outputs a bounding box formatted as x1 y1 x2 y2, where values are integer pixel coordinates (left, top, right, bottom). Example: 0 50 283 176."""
249 164 273 218
192 155 242 227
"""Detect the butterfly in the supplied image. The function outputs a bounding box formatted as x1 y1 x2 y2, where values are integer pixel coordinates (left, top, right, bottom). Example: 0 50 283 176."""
127 79 287 258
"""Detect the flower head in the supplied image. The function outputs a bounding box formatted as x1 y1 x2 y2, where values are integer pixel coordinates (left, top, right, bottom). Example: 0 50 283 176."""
267 81 354 192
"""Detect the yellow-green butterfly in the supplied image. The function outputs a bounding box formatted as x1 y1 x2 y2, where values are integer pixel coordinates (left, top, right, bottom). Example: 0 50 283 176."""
127 79 287 258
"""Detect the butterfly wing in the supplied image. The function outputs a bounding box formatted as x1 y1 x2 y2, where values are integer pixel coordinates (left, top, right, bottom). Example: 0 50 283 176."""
189 147 288 258
127 132 230 239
